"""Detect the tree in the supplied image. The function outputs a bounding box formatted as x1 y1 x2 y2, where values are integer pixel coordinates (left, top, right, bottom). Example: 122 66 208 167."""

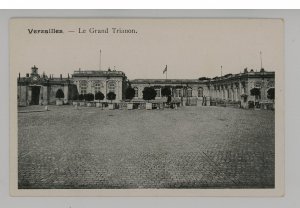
198 77 209 81
95 91 105 101
107 92 116 103
72 92 78 100
71 86 79 100
161 87 172 104
85 93 94 101
161 87 171 97
78 94 84 101
56 89 64 100
125 86 135 100
142 87 157 101
267 88 275 101
84 94 89 101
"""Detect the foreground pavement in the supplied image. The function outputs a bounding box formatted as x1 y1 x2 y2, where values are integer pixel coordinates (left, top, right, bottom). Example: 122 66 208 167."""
18 105 274 189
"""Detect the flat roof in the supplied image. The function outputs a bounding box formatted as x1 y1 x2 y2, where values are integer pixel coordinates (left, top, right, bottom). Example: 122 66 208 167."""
73 70 126 77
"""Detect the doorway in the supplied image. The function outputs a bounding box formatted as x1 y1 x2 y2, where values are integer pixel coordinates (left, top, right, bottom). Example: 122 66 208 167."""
31 86 40 105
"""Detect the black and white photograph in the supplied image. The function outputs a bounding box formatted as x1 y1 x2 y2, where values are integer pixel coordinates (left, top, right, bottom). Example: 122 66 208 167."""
10 18 284 196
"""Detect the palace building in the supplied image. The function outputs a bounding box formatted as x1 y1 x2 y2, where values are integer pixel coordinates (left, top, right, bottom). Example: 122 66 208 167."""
17 66 78 106
72 68 127 102
130 68 275 108
18 66 275 109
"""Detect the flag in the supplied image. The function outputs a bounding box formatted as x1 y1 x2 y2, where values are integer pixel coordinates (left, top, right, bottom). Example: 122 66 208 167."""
163 65 167 74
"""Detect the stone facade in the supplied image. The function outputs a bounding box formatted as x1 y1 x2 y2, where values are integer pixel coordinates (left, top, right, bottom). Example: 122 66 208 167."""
17 66 77 106
72 69 127 102
131 68 275 108
18 66 275 109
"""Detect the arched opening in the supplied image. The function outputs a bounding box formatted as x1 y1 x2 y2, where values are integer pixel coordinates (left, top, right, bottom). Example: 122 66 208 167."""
107 81 116 93
198 87 203 97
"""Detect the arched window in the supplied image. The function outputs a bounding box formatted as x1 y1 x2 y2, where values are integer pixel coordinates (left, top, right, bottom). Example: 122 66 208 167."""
79 81 87 94
94 83 101 93
134 87 139 97
198 87 203 97
107 81 115 93
155 88 161 97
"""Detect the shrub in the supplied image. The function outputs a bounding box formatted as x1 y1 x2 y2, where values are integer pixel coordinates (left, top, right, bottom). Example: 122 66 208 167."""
84 94 89 101
95 91 105 101
143 87 156 100
107 92 116 103
125 86 135 100
71 85 79 100
142 87 157 101
161 87 171 97
85 93 94 101
56 89 64 99
198 77 209 81
78 94 84 101
72 93 78 100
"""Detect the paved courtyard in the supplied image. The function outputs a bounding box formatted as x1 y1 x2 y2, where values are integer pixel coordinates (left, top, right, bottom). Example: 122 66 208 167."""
18 105 275 189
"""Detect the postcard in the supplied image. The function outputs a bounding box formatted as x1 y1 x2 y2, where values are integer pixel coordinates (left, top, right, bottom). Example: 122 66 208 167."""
10 18 284 196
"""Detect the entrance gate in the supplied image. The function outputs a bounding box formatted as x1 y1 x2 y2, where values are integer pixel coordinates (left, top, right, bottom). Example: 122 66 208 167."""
31 86 40 105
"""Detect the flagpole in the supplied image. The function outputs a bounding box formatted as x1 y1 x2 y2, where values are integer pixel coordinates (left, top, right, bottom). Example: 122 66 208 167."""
221 65 223 77
166 68 167 79
260 51 263 69
99 49 102 71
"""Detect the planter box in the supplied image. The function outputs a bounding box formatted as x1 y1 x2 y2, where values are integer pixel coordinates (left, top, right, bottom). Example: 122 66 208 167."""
127 103 133 110
96 102 102 108
108 103 115 110
146 102 152 110
73 101 78 106
86 102 92 107
56 99 63 106
79 101 85 106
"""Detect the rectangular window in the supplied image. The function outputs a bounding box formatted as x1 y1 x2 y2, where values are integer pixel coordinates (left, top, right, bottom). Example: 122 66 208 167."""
187 88 192 97
94 83 101 93
155 89 161 97
176 89 182 97
134 88 138 97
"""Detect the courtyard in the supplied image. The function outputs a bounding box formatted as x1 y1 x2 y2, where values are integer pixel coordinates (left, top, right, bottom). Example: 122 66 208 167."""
18 105 275 189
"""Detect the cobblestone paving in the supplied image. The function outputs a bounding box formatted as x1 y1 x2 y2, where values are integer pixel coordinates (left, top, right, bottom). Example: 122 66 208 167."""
18 106 275 189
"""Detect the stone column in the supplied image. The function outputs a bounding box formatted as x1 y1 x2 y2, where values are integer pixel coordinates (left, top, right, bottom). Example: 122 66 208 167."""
27 86 32 105
42 86 48 105
63 85 69 104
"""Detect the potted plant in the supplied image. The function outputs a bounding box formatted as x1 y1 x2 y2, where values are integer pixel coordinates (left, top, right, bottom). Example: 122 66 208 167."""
107 91 116 109
78 94 85 106
125 86 135 110
95 91 105 108
142 87 157 110
55 89 64 106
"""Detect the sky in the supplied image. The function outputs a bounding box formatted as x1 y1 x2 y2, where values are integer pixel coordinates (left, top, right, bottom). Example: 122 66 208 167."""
10 18 283 80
